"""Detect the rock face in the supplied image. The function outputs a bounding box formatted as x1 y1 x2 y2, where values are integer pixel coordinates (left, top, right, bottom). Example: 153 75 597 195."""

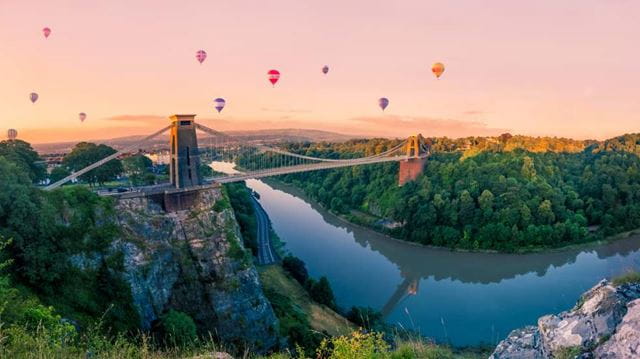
491 280 640 358
112 188 279 352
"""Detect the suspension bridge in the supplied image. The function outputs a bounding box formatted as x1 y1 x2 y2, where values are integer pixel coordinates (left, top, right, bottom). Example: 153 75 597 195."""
44 114 430 193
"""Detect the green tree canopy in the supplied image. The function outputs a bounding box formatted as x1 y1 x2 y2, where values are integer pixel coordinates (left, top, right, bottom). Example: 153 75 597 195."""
0 139 46 183
62 142 123 186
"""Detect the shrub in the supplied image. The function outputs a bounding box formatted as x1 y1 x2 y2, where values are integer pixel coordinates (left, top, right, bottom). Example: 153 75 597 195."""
612 270 640 286
282 255 309 285
159 310 197 346
317 331 389 359
309 277 337 310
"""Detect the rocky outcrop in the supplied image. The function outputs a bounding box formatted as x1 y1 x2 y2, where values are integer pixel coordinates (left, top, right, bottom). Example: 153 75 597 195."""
491 280 640 358
111 188 278 352
595 299 640 358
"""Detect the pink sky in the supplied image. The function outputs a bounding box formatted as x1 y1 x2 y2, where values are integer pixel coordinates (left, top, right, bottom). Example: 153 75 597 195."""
1 0 639 144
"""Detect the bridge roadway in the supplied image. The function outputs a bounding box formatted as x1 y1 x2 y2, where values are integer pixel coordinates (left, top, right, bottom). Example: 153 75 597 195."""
208 154 415 183
100 153 424 198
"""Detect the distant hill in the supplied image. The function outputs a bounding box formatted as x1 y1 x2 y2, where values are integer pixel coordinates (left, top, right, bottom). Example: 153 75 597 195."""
426 133 640 157
32 128 360 154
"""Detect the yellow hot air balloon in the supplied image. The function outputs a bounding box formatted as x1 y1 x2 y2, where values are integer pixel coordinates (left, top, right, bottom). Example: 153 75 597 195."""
432 62 445 79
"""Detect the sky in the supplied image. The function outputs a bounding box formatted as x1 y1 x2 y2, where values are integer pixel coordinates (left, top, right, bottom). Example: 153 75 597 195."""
0 0 639 144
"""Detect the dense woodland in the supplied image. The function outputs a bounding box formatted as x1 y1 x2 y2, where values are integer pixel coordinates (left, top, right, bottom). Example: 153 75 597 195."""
273 133 640 252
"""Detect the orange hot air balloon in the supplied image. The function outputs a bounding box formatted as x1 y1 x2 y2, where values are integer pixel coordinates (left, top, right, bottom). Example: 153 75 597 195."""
431 62 445 79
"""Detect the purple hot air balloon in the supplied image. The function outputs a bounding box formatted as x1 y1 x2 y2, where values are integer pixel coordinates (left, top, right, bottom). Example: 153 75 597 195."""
322 65 329 74
196 50 207 64
214 98 226 113
30 92 39 104
79 112 87 122
378 97 389 111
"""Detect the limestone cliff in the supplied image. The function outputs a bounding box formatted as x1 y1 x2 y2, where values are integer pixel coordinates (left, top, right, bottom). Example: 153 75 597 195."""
491 280 640 358
112 188 279 351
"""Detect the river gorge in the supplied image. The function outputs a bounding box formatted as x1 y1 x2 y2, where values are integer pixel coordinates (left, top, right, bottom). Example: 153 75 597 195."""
211 162 640 347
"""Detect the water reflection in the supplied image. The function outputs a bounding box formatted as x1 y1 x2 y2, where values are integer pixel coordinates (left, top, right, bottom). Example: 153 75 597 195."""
242 177 640 346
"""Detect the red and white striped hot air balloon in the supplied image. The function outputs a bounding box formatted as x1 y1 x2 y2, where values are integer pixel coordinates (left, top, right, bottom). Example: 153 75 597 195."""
267 69 280 86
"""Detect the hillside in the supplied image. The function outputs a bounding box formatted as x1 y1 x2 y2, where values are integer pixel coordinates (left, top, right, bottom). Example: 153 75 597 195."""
271 133 640 252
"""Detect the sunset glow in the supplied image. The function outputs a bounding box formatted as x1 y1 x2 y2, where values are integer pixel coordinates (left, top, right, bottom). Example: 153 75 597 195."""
1 0 639 144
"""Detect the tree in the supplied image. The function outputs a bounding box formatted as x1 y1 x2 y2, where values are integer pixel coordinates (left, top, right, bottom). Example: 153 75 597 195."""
282 255 309 285
122 154 155 186
49 166 71 184
0 139 46 183
309 276 336 310
538 200 556 225
62 142 123 186
521 156 537 179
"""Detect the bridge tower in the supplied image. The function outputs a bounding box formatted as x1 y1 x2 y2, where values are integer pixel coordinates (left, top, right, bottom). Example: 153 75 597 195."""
398 134 429 186
169 114 202 189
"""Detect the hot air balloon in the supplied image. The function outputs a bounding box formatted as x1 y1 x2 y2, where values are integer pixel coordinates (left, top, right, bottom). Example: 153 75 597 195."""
267 69 280 86
196 50 207 64
322 65 329 75
432 62 445 79
79 112 87 122
378 97 389 111
29 92 39 104
214 98 226 113
7 129 18 141
42 27 51 39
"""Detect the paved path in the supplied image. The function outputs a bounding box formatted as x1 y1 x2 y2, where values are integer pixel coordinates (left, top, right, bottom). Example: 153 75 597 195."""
252 196 278 265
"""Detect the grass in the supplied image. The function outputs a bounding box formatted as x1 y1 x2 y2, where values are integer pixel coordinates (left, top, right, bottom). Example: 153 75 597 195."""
258 265 354 336
612 270 640 287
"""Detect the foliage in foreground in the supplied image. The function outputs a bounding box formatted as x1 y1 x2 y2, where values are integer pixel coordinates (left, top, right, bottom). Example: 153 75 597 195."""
612 270 640 287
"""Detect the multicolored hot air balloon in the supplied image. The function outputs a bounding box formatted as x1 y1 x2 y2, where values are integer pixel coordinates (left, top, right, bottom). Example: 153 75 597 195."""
432 62 445 79
322 65 329 75
267 69 280 86
214 98 226 113
29 92 39 104
42 27 51 39
79 112 87 122
7 129 18 141
378 97 389 111
196 50 207 64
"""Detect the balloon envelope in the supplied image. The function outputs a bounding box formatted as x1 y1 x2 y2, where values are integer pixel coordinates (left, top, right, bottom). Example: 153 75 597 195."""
42 27 51 38
29 92 38 103
432 62 445 78
7 129 18 141
196 50 207 64
214 98 226 113
322 65 329 74
267 69 280 86
79 112 87 122
378 97 389 111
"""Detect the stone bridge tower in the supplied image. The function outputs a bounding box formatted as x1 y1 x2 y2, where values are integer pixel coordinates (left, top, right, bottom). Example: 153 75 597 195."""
398 134 429 186
170 114 202 189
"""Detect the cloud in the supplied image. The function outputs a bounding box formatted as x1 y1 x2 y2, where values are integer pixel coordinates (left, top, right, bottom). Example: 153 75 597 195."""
462 110 485 116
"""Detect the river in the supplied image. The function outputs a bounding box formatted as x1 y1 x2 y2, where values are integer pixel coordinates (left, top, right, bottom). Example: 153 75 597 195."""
211 162 640 347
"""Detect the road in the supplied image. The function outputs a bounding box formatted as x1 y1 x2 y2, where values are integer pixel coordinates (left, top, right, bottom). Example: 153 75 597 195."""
251 195 278 265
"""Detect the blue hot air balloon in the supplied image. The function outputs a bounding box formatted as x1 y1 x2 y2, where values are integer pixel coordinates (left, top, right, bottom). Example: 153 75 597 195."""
214 98 226 113
378 97 389 111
